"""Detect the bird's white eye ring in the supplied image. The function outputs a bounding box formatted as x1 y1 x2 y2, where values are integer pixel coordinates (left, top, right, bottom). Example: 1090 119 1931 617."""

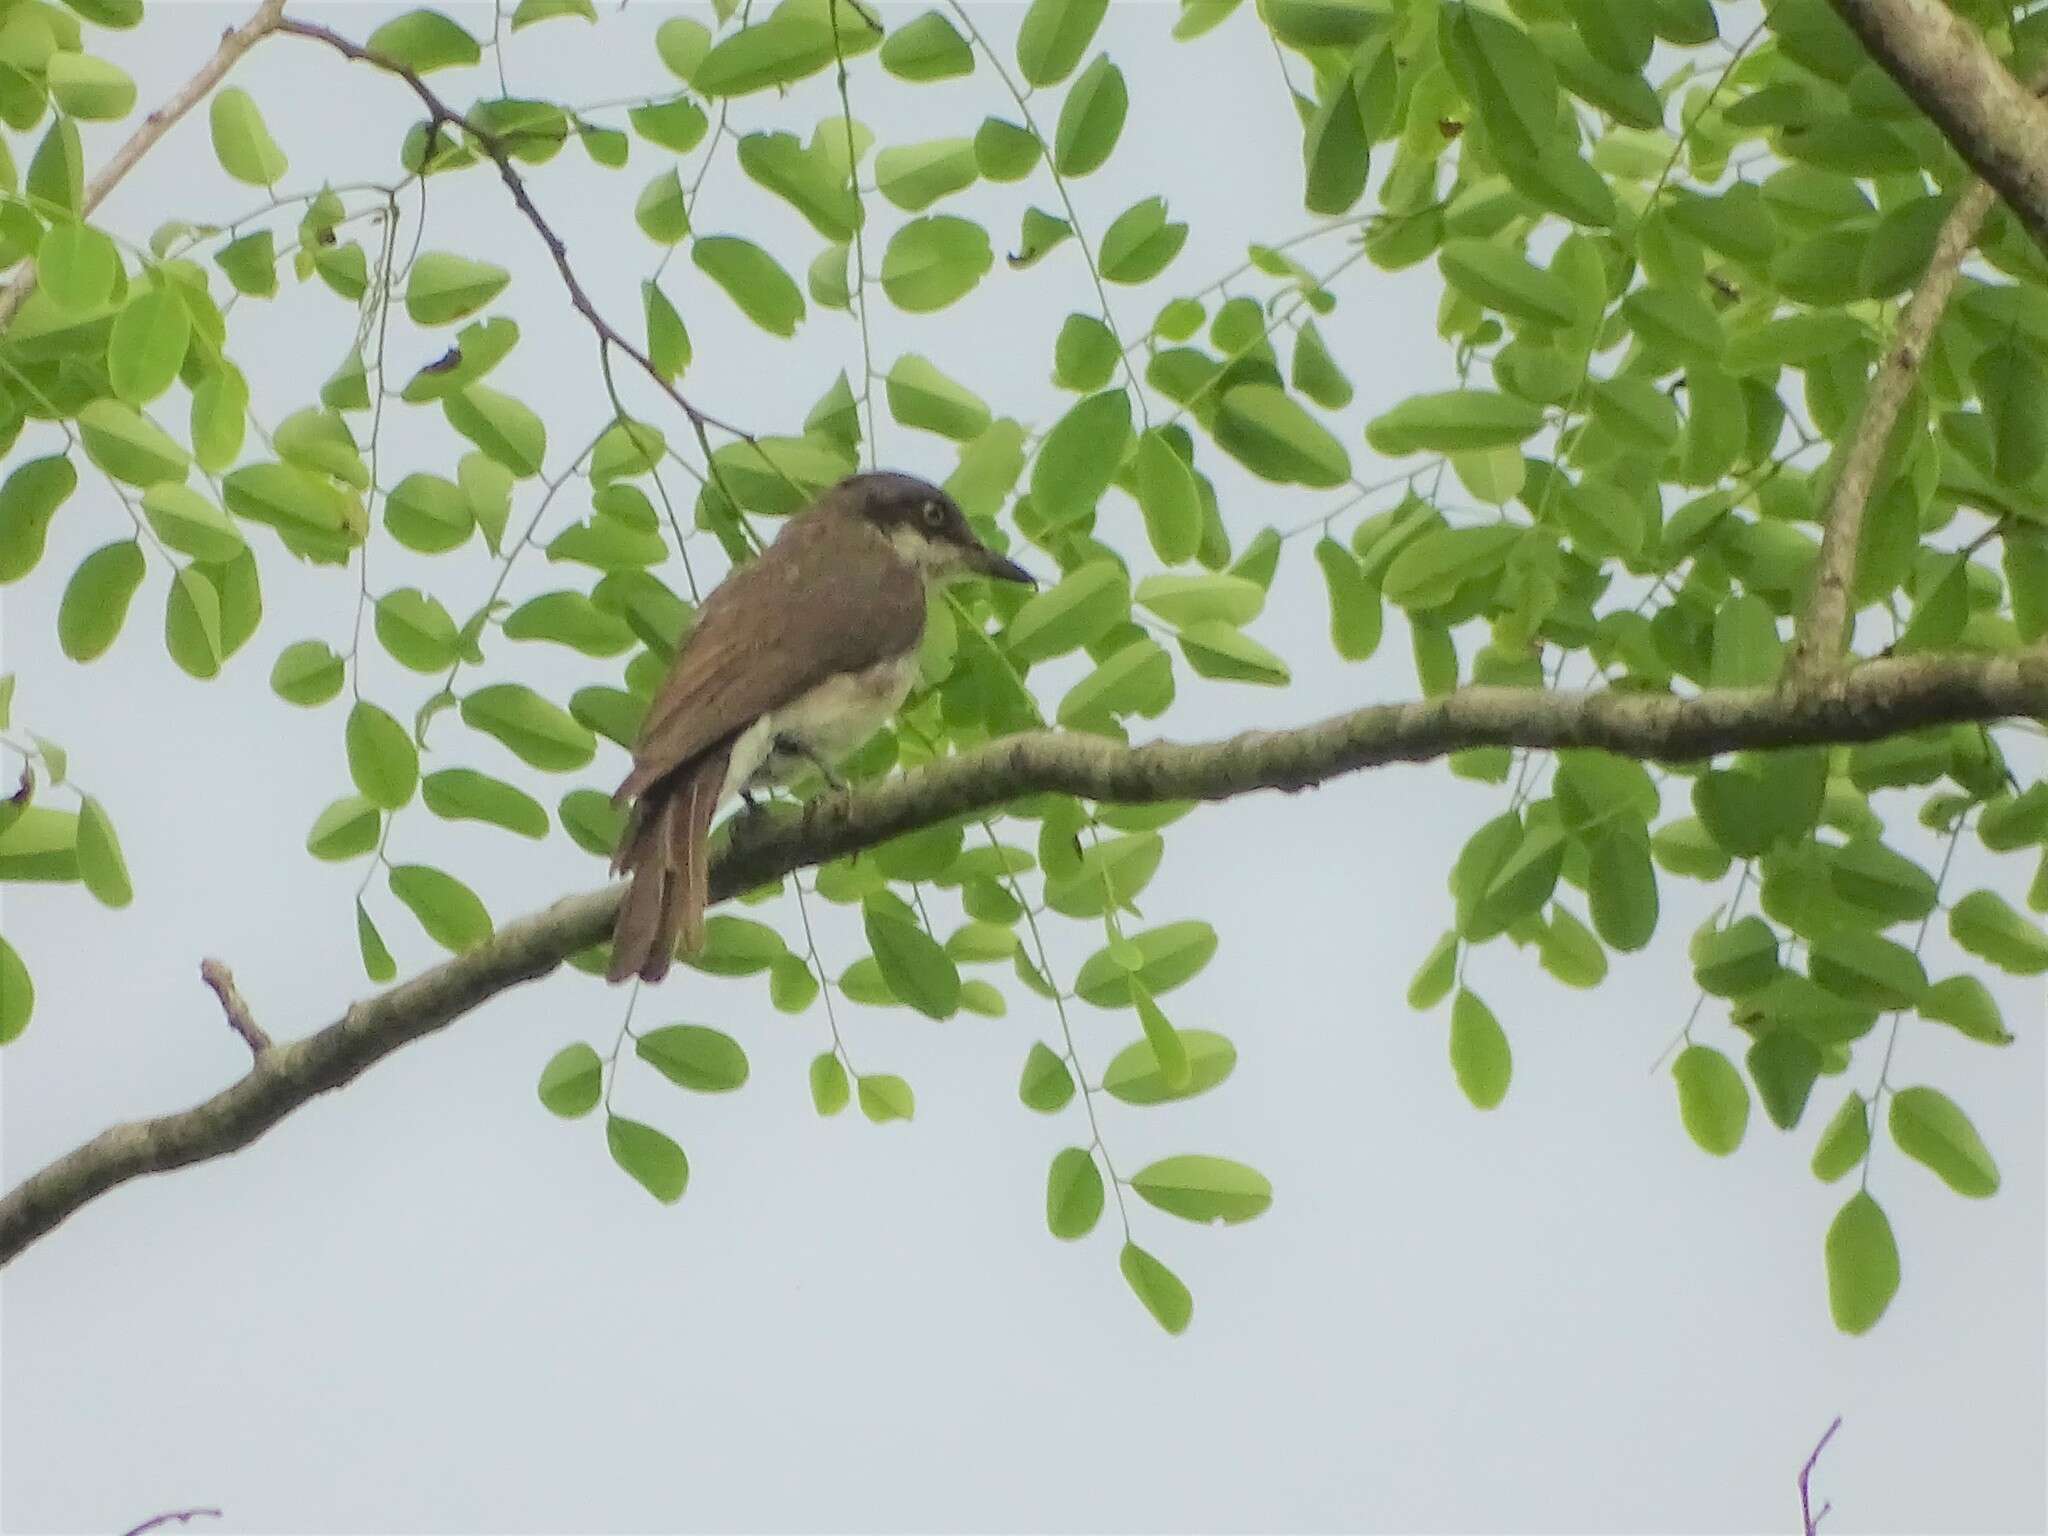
922 499 944 528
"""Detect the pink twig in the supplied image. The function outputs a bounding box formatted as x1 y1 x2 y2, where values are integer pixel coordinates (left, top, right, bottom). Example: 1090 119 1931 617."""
1799 1414 1843 1536
118 1510 222 1536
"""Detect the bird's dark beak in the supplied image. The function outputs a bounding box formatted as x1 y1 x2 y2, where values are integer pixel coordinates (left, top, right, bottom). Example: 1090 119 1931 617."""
968 541 1037 586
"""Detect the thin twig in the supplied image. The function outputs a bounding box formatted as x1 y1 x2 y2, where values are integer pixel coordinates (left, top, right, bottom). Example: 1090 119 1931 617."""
118 1510 222 1536
273 17 754 453
1799 1415 1843 1536
7 650 2048 1268
0 0 288 328
199 959 271 1058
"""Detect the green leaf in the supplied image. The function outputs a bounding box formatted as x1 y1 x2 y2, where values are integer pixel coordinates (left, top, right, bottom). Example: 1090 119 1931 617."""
863 899 959 1018
78 400 189 487
191 366 250 474
1440 238 1578 327
630 96 708 153
75 795 131 908
1407 931 1458 1010
1673 1044 1748 1155
1129 429 1202 564
1747 1029 1821 1130
421 768 547 839
461 684 595 771
692 234 803 335
366 9 483 72
1972 341 2048 485
1828 837 1937 924
389 862 492 952
607 1114 688 1202
809 1052 850 1115
886 354 990 441
1016 0 1107 85
209 87 286 185
538 1042 602 1117
1002 559 1129 662
1132 986 1189 1091
1303 66 1371 215
857 1072 916 1123
1046 1146 1105 1238
34 222 118 315
0 934 34 1044
1118 1241 1192 1334
306 794 380 861
271 640 344 706
1919 974 2011 1045
58 540 144 661
1019 1040 1075 1111
1053 313 1118 392
1810 1091 1870 1182
1540 903 1607 988
1441 2 1557 160
405 251 510 325
1101 1028 1234 1104
1074 920 1217 1007
1691 915 1779 998
1825 1190 1899 1335
345 701 418 811
637 1024 750 1092
1811 929 1927 1008
445 385 547 478
106 287 190 405
368 588 456 672
1367 390 1545 454
880 215 992 311
26 117 84 217
974 116 1040 180
875 137 978 212
1449 987 1510 1109
1054 54 1126 176
46 52 136 120
1949 889 2048 974
1888 1085 1998 1198
505 591 634 657
1098 196 1188 283
1031 389 1131 523
882 10 973 79
1176 620 1290 685
693 2 879 97
0 456 77 582
1131 1154 1271 1223
512 0 597 26
1213 384 1349 487
164 566 223 679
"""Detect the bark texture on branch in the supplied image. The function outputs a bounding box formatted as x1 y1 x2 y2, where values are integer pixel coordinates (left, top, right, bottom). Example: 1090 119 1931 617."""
1826 0 2048 253
5 652 2047 1267
1790 179 1998 681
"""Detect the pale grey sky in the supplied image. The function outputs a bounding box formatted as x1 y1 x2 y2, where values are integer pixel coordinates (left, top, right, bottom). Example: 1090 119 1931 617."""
1 4 2043 1533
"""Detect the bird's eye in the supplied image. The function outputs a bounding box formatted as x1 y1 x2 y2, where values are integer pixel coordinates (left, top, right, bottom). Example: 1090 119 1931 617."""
921 499 945 528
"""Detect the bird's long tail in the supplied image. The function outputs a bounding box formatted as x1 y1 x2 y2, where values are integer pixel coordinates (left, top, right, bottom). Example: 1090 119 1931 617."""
607 742 732 984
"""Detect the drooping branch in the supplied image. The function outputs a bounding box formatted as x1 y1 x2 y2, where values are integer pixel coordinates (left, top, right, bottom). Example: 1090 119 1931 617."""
0 0 288 329
1788 178 1997 680
5 651 2048 1268
272 16 755 448
1825 0 2048 255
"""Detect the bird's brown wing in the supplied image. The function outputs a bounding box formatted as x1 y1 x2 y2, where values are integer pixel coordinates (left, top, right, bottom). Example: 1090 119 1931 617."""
614 509 927 804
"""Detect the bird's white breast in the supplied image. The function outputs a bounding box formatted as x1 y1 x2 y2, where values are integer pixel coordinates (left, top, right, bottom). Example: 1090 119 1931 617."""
720 649 921 803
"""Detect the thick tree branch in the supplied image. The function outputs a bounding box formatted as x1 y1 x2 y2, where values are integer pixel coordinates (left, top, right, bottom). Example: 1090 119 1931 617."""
0 0 287 329
1789 179 1997 680
1825 0 2048 256
5 652 2048 1267
272 17 754 447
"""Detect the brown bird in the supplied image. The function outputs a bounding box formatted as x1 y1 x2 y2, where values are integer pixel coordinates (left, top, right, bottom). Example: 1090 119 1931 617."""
606 470 1035 984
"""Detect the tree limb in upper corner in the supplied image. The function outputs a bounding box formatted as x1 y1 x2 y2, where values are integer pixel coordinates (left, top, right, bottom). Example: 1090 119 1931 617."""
1826 0 2048 254
4 651 2048 1269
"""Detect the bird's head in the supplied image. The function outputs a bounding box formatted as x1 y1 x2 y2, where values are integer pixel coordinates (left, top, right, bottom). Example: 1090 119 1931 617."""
838 470 1036 588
